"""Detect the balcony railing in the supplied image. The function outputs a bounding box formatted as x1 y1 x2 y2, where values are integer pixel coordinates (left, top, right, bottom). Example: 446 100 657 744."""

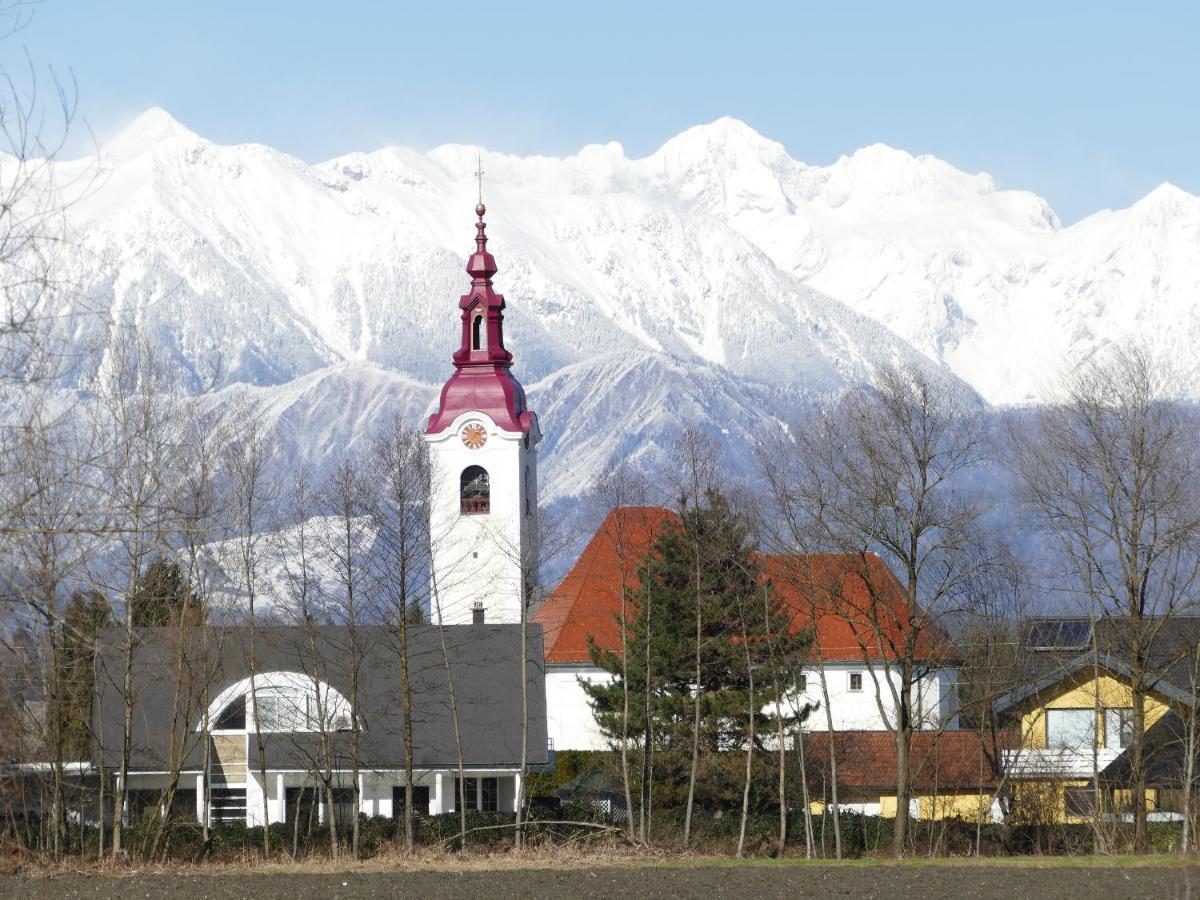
461 497 490 515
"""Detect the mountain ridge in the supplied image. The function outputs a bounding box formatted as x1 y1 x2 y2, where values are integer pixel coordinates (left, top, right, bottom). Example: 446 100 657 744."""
29 109 1200 504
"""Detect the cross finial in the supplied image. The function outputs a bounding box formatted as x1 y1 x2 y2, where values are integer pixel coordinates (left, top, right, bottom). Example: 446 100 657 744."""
474 152 484 207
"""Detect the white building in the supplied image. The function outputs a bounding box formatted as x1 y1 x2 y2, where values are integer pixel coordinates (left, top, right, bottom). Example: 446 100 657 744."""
96 624 547 827
97 206 549 831
534 507 960 751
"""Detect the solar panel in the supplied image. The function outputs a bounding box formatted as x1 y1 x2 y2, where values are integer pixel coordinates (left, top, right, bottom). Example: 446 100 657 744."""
1028 619 1092 651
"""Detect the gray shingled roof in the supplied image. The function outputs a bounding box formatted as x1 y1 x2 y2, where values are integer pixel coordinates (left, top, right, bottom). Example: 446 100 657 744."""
93 624 547 772
994 617 1200 713
1099 711 1195 788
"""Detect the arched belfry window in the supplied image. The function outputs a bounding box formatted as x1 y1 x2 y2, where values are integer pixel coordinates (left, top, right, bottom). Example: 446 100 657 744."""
471 310 486 351
461 465 490 515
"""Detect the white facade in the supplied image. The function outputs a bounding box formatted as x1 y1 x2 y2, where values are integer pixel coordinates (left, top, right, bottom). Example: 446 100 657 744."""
792 663 959 733
546 665 613 751
546 662 959 751
119 768 521 826
426 410 539 625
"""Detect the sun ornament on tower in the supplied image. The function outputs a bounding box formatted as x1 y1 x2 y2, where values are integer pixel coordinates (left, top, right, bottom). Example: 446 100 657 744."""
424 201 541 626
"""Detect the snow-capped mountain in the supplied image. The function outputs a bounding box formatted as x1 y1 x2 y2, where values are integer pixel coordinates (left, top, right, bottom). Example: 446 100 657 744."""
34 109 1200 504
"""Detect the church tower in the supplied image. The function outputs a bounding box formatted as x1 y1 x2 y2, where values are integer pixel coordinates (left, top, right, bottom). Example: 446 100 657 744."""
425 202 541 625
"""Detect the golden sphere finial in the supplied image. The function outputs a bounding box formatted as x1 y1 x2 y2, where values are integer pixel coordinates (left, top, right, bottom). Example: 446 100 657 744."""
475 202 486 218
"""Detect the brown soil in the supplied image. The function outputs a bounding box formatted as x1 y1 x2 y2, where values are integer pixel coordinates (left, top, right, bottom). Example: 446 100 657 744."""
6 863 1200 900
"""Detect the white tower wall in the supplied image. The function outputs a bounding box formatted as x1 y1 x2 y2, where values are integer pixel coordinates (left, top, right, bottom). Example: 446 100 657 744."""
426 411 538 625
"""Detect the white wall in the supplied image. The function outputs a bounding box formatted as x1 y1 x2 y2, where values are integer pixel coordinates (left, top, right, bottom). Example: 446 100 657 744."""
546 662 961 751
546 666 613 751
126 769 523 825
426 411 538 625
790 663 959 732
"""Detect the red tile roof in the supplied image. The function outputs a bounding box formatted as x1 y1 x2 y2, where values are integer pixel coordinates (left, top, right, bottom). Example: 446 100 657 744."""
533 506 675 664
803 730 1019 792
533 505 959 665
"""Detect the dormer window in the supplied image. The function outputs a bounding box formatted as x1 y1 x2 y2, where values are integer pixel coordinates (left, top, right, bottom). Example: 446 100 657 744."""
461 465 490 514
471 310 486 351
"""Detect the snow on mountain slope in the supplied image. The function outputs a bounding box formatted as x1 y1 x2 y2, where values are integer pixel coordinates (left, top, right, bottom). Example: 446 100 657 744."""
644 117 1200 403
30 108 1200 506
49 109 934 401
187 352 818 508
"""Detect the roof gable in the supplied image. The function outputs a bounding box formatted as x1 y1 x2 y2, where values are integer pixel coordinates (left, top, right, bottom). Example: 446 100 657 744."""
993 651 1200 715
533 506 675 664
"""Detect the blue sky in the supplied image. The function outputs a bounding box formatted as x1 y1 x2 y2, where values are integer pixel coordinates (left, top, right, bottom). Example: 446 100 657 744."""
18 0 1200 223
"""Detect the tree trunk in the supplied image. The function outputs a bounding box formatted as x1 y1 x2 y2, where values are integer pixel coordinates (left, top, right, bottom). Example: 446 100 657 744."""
618 579 636 842
1182 643 1200 853
683 547 702 847
815 659 842 858
736 610 755 859
892 674 912 858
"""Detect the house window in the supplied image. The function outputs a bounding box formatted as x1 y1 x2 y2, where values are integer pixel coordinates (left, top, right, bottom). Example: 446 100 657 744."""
461 466 490 515
480 777 499 812
1105 708 1134 750
1064 786 1097 818
168 789 196 821
1046 708 1097 750
849 672 863 692
210 787 247 824
330 787 356 832
128 789 162 822
285 787 318 829
393 785 431 818
254 690 296 731
453 777 479 812
214 695 245 730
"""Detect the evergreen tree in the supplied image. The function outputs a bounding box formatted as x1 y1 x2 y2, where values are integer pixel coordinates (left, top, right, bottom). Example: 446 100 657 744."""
129 557 203 627
57 590 112 758
584 490 810 811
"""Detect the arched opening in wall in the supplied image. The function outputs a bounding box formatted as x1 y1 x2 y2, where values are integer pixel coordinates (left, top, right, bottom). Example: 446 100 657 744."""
471 312 486 350
214 694 245 730
199 672 354 734
461 465 490 514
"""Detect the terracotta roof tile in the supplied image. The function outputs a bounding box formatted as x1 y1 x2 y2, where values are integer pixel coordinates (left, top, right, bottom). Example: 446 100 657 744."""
533 506 960 665
803 730 1019 792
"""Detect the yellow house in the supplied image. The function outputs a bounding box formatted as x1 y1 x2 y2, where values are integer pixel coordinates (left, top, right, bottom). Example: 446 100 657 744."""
994 620 1199 824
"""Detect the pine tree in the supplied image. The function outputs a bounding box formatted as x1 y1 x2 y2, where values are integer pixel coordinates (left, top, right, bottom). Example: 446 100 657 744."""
584 490 810 812
129 557 203 627
57 590 112 758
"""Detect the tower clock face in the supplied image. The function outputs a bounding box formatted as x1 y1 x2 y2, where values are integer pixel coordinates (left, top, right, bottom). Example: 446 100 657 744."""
461 423 488 450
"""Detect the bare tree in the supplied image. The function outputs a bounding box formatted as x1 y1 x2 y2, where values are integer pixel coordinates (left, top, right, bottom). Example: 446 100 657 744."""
424 452 469 846
1183 639 1200 852
318 456 376 860
220 398 277 857
1009 346 1200 852
273 467 341 858
91 329 185 858
762 363 998 857
369 419 430 854
587 467 656 842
